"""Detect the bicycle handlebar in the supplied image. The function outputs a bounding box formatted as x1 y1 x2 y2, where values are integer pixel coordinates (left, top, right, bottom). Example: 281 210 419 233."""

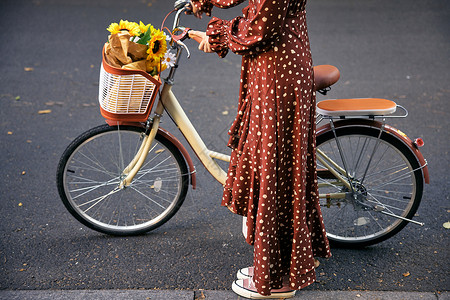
172 0 202 44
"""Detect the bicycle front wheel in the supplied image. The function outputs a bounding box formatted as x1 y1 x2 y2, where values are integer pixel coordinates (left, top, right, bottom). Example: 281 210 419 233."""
56 124 189 235
316 123 424 247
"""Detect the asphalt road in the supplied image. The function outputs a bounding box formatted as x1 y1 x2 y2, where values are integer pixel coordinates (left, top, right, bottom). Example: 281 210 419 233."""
1 0 449 293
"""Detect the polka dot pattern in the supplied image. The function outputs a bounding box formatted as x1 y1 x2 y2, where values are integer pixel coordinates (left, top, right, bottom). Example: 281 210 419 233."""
193 0 332 296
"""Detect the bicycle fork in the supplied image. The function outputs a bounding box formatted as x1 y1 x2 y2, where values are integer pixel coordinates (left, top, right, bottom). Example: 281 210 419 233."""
119 101 165 188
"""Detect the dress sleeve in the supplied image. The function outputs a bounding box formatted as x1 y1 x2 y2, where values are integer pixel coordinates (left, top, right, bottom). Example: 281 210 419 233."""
205 0 291 57
191 0 247 16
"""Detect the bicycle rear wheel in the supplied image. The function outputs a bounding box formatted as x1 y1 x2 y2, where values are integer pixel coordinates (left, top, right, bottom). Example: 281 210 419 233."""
316 122 424 247
56 124 189 235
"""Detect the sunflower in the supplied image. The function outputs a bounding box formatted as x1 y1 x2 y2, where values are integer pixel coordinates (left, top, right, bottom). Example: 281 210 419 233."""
107 19 140 37
147 30 167 61
138 21 154 36
146 57 161 75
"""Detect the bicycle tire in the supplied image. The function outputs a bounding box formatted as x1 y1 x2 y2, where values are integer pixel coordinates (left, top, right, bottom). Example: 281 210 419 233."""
316 122 424 247
56 124 189 236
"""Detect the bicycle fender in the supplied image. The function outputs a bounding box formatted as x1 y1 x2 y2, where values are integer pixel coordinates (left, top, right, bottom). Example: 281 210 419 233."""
158 127 197 189
384 124 429 184
317 118 429 184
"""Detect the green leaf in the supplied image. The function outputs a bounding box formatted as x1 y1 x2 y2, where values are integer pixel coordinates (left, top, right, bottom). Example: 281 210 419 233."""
137 28 152 45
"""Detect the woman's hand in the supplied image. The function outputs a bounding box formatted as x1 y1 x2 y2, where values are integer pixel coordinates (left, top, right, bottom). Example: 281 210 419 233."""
186 1 203 19
189 30 213 53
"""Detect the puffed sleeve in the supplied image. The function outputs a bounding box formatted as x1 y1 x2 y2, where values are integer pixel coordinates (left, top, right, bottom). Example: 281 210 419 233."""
205 0 291 57
205 17 232 58
191 0 246 16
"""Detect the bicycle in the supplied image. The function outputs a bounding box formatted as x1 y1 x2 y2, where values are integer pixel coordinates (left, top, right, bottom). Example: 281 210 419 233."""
56 0 429 248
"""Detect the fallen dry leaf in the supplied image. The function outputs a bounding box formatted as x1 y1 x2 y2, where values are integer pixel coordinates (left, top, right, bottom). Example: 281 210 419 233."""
21 171 26 175
24 67 34 72
38 109 52 114
222 110 229 115
18 203 23 207
443 222 450 229
403 272 410 277
196 290 206 300
45 101 64 106
7 131 12 135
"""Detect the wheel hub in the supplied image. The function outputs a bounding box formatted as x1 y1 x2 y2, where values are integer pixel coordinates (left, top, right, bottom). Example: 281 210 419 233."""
344 181 369 210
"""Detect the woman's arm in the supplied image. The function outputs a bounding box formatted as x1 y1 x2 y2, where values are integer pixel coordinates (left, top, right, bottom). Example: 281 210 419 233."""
206 0 291 57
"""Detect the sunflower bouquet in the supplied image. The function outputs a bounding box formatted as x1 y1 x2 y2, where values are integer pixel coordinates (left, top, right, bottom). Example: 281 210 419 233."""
104 19 175 76
99 20 174 122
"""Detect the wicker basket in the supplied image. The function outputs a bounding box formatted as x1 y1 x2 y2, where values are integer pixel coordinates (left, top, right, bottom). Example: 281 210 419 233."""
98 47 161 123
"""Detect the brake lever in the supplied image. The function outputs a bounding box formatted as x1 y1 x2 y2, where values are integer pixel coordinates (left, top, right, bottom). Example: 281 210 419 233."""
176 39 191 58
172 26 191 42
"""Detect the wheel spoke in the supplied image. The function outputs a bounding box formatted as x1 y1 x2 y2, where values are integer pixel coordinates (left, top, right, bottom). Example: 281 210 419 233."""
83 187 121 212
71 178 119 200
70 152 117 179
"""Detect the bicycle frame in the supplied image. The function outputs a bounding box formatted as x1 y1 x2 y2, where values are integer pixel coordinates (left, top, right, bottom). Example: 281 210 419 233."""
120 85 429 229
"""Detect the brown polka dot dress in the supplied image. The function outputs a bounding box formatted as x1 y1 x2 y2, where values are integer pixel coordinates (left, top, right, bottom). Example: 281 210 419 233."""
192 0 331 296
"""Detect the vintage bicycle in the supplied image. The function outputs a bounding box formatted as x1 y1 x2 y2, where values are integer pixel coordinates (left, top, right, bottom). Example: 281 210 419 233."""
56 0 429 247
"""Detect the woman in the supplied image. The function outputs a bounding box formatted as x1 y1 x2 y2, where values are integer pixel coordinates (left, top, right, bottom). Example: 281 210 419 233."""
189 0 331 298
